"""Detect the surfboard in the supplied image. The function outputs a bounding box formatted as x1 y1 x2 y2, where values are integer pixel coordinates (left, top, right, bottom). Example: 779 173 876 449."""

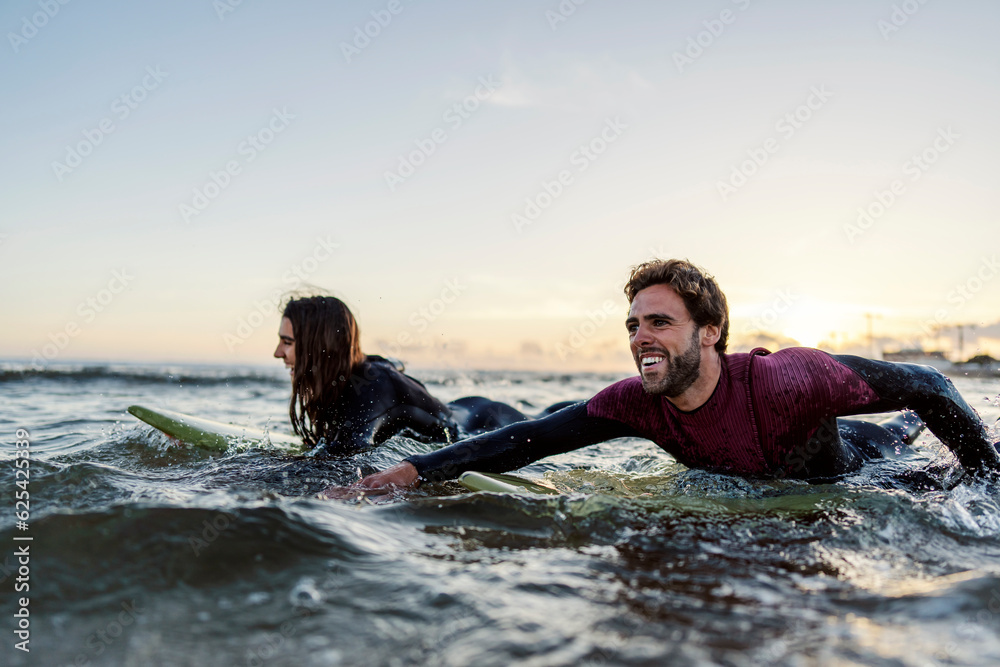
127 405 302 453
456 469 853 509
458 471 562 495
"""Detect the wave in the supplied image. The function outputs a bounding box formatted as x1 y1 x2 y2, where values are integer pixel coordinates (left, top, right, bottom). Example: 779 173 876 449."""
0 500 406 603
0 362 286 386
0 360 623 387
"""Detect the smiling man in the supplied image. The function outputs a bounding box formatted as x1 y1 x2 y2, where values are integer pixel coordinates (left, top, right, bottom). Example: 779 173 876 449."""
337 259 1000 494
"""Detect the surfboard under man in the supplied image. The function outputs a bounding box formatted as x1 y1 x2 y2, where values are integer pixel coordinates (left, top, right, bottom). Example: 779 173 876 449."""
324 259 1000 496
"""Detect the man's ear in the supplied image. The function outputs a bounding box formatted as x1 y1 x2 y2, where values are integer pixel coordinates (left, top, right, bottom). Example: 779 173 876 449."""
700 324 721 348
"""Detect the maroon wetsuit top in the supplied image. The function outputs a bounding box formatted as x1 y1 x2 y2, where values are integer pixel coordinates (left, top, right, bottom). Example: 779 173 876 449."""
407 346 998 481
586 347 881 477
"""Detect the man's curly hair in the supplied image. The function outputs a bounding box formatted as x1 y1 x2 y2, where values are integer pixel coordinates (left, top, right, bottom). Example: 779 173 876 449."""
624 259 729 353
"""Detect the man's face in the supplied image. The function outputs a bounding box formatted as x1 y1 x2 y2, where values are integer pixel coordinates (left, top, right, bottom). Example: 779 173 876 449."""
626 284 702 397
273 317 296 375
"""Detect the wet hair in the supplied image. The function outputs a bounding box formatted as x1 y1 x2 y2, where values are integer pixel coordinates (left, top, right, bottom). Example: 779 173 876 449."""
624 258 729 353
281 296 365 448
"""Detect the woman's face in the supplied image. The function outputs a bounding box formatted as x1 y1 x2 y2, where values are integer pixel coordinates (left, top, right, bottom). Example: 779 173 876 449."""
273 317 296 374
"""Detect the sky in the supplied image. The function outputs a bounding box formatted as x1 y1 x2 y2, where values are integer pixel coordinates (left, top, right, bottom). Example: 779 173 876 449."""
2 0 999 371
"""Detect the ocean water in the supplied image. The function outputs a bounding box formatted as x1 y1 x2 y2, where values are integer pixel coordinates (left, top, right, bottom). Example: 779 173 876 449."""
2 361 1000 667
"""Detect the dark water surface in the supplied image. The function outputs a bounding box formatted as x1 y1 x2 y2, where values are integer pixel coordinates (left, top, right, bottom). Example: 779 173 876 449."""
3 361 1000 666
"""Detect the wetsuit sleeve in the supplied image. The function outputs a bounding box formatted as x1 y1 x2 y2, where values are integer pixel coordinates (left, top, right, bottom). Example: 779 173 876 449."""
370 405 458 445
326 406 455 454
316 361 458 456
833 354 1000 475
375 368 459 444
404 402 642 482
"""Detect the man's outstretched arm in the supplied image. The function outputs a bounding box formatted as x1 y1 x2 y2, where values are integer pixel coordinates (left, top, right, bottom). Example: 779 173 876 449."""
834 355 1000 475
344 402 641 493
407 402 640 481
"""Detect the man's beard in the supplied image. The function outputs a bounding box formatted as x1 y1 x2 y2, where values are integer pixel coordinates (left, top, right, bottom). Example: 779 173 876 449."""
640 327 702 398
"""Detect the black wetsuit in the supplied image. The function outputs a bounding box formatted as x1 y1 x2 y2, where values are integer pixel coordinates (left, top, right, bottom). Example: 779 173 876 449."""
311 356 567 457
405 351 999 482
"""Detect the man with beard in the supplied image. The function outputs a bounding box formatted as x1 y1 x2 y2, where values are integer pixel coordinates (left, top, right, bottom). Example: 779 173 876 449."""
330 259 1000 494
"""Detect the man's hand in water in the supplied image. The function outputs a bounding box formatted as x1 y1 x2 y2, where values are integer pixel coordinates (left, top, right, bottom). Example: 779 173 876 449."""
319 461 420 500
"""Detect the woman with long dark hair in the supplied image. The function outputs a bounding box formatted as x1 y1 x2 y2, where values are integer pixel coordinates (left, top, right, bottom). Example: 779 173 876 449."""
274 295 551 456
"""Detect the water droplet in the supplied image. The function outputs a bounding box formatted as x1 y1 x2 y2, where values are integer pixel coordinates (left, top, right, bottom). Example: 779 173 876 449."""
246 591 270 605
290 576 323 610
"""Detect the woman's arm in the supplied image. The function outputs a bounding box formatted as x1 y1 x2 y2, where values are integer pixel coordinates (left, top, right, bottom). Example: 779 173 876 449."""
316 361 458 456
